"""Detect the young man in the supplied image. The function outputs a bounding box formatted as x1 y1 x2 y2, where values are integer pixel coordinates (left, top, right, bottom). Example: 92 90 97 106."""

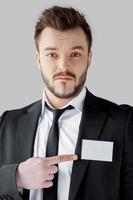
0 6 133 200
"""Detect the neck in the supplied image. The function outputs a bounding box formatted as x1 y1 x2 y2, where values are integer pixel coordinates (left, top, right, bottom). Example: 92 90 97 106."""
45 88 83 109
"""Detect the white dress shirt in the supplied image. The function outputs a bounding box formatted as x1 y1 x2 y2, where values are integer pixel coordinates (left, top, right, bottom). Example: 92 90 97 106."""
29 87 87 200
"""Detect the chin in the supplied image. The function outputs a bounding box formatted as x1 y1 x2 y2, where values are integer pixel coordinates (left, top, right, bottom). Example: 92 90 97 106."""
53 89 78 99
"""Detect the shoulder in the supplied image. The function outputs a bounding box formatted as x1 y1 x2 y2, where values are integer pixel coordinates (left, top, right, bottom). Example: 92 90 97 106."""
85 89 132 118
0 99 41 124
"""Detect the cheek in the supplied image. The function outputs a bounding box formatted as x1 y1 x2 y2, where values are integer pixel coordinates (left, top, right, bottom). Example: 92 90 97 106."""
71 56 88 71
40 60 56 75
75 64 87 76
74 66 88 84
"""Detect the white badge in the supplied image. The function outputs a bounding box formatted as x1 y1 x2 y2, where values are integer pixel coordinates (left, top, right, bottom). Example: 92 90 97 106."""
81 139 113 162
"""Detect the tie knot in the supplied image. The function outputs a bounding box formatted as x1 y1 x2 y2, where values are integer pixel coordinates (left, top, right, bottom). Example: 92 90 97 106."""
45 102 73 122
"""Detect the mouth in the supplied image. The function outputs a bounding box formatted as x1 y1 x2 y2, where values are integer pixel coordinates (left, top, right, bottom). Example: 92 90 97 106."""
55 76 73 81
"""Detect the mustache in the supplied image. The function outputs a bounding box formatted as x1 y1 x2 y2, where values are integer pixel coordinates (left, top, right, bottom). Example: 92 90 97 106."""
53 71 76 79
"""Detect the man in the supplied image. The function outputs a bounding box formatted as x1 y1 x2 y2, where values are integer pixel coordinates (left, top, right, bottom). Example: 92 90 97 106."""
0 5 133 200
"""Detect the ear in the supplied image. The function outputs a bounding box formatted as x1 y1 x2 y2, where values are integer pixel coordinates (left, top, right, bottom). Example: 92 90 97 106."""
35 51 41 70
87 50 92 67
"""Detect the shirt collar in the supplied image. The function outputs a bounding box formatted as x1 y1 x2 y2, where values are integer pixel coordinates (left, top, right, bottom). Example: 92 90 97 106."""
41 87 87 116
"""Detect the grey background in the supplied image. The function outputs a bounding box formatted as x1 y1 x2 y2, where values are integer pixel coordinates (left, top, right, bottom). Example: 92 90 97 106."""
0 0 133 115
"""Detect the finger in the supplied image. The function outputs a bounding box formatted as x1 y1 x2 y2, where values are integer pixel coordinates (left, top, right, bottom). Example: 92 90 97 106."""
44 181 53 188
46 174 54 181
46 154 78 166
47 165 58 174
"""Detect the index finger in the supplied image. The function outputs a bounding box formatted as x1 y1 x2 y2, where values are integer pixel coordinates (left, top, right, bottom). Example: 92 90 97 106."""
46 154 78 166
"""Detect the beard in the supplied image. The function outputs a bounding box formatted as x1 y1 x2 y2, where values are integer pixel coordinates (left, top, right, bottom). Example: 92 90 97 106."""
40 68 88 99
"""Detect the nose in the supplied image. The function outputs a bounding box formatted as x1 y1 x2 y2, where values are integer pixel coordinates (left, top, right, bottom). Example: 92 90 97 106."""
57 57 70 72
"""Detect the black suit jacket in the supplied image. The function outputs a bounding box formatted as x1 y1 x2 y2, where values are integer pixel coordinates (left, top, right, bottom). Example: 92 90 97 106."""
0 90 133 200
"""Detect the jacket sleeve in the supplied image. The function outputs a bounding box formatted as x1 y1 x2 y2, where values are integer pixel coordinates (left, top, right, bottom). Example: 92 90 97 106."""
0 111 22 200
120 108 133 200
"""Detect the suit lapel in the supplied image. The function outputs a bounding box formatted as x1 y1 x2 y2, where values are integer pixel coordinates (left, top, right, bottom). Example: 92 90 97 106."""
17 100 42 162
68 91 108 200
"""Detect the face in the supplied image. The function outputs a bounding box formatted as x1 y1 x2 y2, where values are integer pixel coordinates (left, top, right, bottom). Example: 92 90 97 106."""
35 27 92 99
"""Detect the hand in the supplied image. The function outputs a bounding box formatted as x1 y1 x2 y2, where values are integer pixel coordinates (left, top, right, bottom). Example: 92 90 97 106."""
16 154 78 190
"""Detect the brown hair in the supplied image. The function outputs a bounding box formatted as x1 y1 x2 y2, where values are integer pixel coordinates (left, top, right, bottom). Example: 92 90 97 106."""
34 6 92 51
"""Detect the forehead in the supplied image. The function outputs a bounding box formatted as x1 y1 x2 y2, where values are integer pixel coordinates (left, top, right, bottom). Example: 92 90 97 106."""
38 27 88 50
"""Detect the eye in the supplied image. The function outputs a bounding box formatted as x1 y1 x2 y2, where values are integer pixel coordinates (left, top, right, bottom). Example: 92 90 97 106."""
46 53 57 58
71 52 81 57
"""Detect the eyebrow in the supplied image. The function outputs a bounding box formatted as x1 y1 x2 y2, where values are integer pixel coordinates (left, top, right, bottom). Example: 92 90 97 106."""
44 47 57 51
43 45 84 51
71 46 84 51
